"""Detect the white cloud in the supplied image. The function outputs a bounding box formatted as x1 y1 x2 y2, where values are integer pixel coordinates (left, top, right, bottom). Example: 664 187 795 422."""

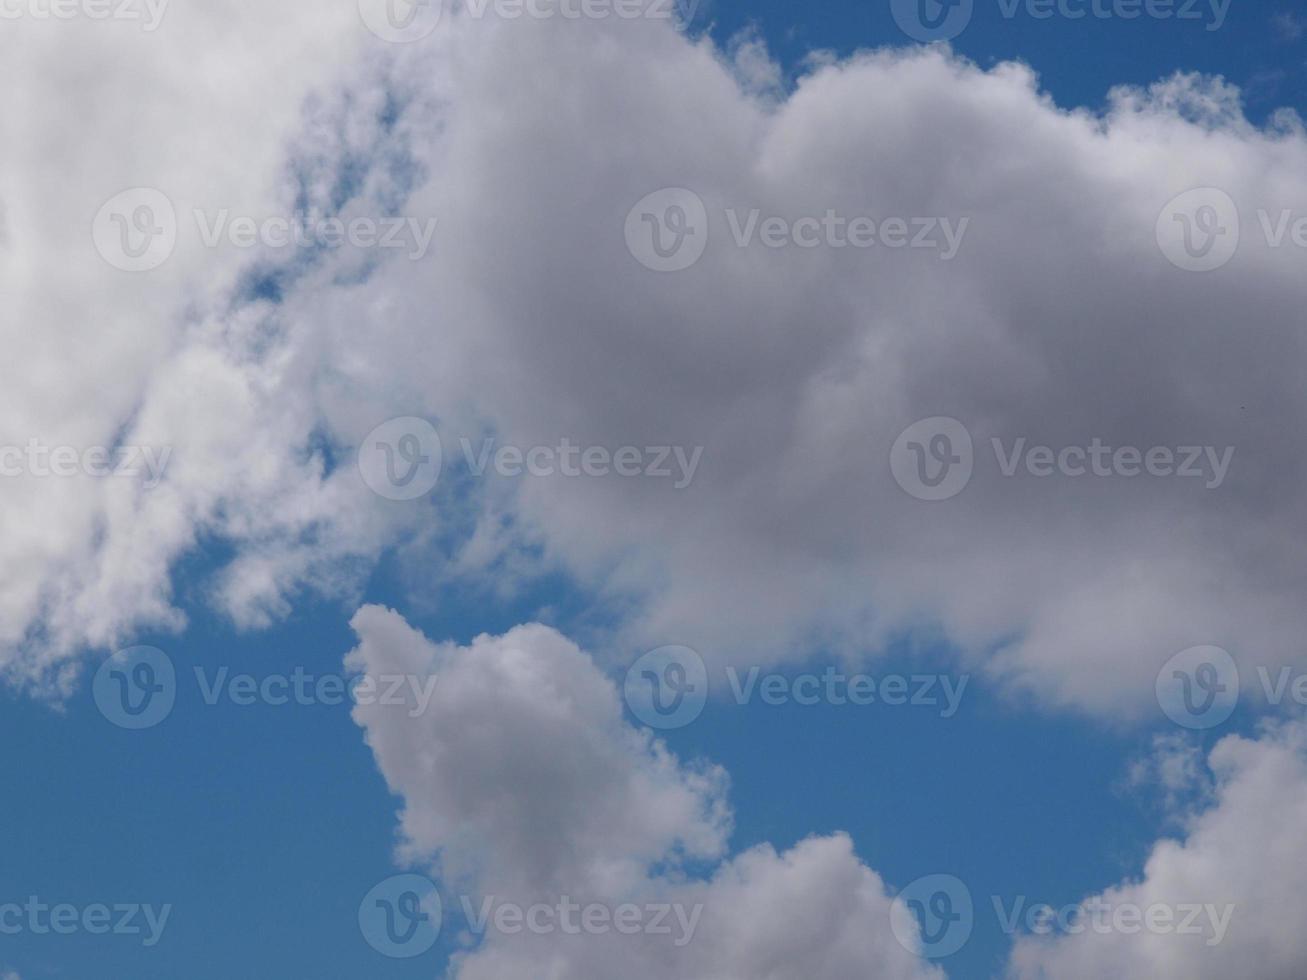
1272 12 1305 42
5 7 1307 730
345 605 941 979
345 606 731 898
0 3 389 681
306 20 1307 722
1009 722 1307 979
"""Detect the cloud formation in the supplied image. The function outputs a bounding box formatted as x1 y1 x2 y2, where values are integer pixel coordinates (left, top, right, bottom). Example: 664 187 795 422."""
346 604 941 979
1009 722 1307 978
6 6 1307 729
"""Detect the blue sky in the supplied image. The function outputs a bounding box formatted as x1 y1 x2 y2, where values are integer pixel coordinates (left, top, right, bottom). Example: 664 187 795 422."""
6 1 1307 979
0 529 1271 979
707 0 1305 116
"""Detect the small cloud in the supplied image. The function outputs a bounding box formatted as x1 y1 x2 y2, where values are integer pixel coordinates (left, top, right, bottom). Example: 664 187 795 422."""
1125 733 1213 817
1244 68 1288 105
1273 11 1305 41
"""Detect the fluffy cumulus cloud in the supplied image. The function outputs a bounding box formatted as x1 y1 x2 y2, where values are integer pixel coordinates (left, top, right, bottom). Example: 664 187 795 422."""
0 1 394 684
315 13 1307 721
345 604 941 980
6 1 1307 722
345 607 732 898
1008 722 1307 979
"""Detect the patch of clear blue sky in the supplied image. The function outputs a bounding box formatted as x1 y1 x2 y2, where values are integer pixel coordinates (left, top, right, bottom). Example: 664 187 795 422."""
4 4 1299 978
703 0 1305 120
